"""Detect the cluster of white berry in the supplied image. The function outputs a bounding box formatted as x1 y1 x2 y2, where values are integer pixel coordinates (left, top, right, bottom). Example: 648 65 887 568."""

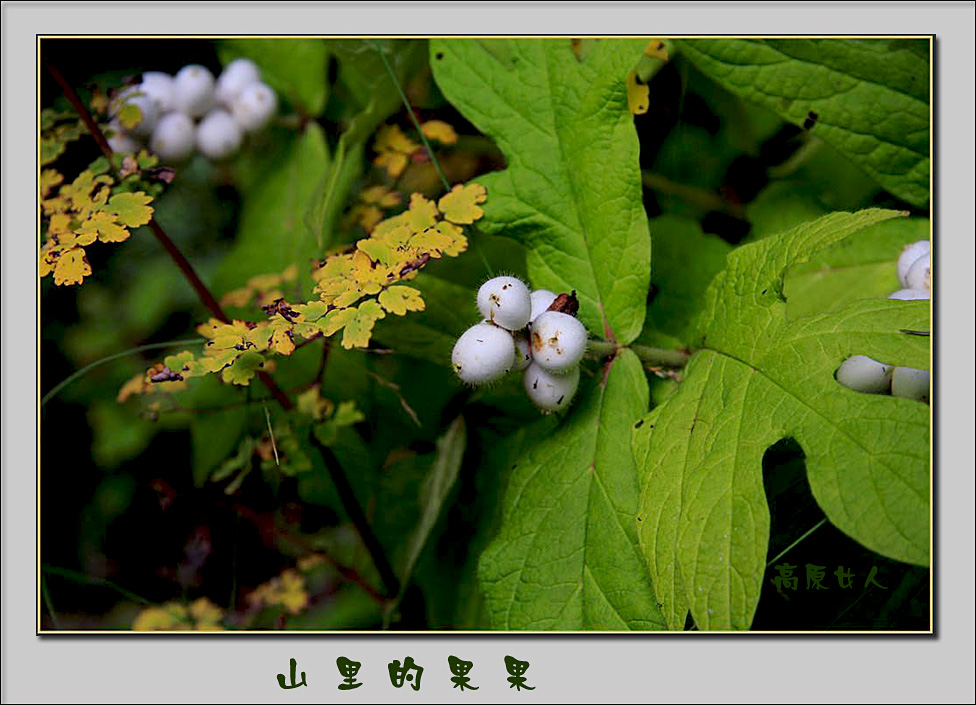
836 240 931 401
451 277 588 412
107 59 277 163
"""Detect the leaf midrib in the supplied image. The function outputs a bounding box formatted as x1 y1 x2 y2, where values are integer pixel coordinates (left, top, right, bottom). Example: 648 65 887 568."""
540 44 611 340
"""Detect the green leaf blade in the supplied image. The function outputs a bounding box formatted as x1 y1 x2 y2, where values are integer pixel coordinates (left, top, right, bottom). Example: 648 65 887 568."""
678 39 930 206
431 38 651 344
636 210 930 630
479 349 666 630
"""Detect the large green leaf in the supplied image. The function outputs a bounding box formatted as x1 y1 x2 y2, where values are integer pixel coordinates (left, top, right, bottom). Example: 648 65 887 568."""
478 349 665 630
677 39 930 207
634 209 930 630
217 38 329 116
431 38 651 345
212 123 329 297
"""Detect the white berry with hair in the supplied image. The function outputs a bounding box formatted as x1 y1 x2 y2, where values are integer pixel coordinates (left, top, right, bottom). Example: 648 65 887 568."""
215 58 261 107
476 276 532 331
529 310 587 373
513 332 532 371
904 254 930 291
888 288 929 301
835 355 892 394
897 240 929 287
529 289 557 323
150 112 196 163
452 322 516 385
107 119 143 154
196 109 242 160
231 82 278 133
139 72 175 112
524 362 580 413
172 64 216 118
891 366 929 401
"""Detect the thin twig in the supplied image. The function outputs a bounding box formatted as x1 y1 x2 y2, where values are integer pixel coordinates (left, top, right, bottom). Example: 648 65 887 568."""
42 564 152 605
263 405 280 466
308 432 400 601
41 339 204 406
588 339 691 368
766 519 827 568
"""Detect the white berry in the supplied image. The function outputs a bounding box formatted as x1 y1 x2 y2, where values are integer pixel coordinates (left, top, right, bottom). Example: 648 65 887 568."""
196 110 243 160
150 112 196 163
888 288 929 301
476 276 532 331
452 322 516 385
530 310 587 373
524 362 580 413
513 332 532 371
231 82 278 133
835 355 892 394
897 240 929 287
139 72 175 112
891 366 929 401
114 87 160 139
905 254 930 291
215 58 261 107
529 289 557 323
172 64 216 117
106 120 143 153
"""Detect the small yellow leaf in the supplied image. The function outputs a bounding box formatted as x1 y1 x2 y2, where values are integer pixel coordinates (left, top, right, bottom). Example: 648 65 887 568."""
117 102 144 131
188 597 224 630
40 169 64 199
80 210 130 243
378 285 425 316
340 300 387 349
294 301 331 322
117 374 148 403
375 124 419 155
374 150 409 178
163 351 197 375
626 69 650 115
361 185 401 208
105 191 153 228
421 119 459 145
320 307 359 337
280 263 299 282
644 38 670 61
405 193 440 232
221 350 266 386
220 287 254 308
296 388 334 421
357 238 395 267
52 248 91 286
438 182 487 224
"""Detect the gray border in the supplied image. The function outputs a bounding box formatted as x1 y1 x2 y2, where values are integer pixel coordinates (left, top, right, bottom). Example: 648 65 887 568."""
6 1 975 703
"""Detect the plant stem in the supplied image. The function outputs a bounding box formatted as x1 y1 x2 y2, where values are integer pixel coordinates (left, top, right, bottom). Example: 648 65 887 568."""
42 564 152 605
641 171 744 218
589 340 690 368
309 432 399 602
41 339 204 406
766 519 827 568
44 57 294 412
